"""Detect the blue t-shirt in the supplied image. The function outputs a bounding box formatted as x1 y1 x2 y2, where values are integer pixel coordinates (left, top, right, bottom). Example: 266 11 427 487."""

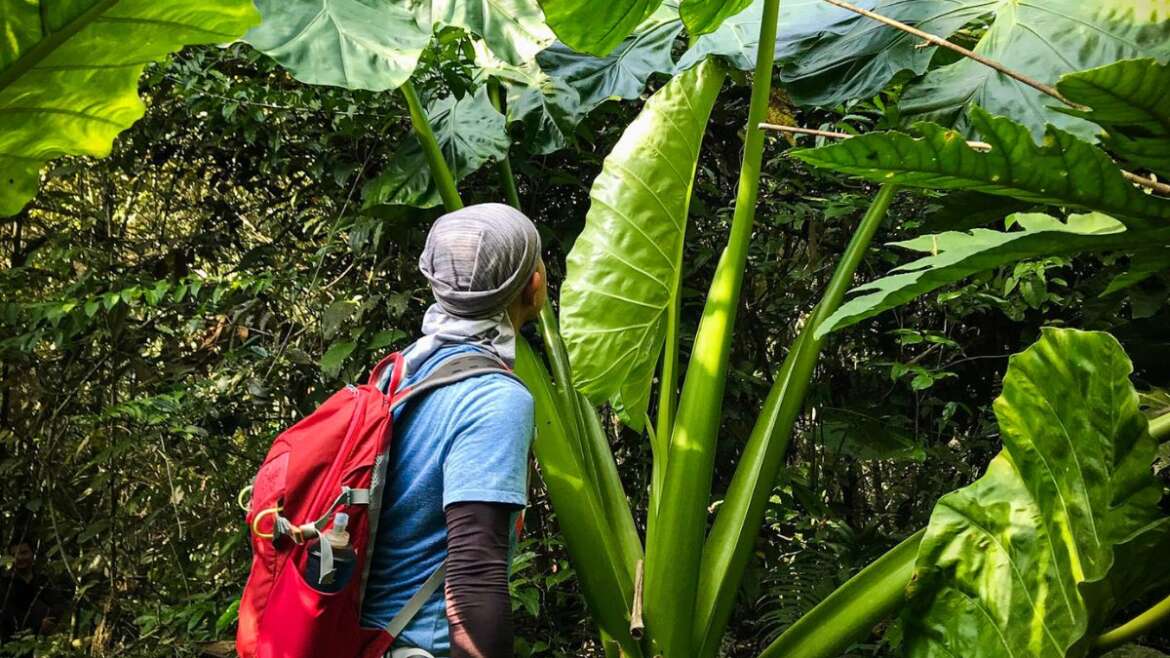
360 344 534 654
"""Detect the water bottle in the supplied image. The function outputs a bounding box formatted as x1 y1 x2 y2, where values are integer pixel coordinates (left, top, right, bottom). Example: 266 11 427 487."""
305 512 356 593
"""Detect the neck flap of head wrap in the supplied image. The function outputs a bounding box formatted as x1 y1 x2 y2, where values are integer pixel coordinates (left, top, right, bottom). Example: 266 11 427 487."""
404 203 542 373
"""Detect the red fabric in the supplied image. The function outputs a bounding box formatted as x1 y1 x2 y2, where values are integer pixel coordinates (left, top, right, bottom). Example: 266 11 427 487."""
237 354 405 658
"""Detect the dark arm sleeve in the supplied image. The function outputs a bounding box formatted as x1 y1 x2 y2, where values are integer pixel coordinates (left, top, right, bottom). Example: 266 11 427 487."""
444 501 515 658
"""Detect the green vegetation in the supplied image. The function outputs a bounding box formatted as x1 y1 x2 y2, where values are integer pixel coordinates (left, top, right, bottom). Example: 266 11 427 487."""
3 0 1170 657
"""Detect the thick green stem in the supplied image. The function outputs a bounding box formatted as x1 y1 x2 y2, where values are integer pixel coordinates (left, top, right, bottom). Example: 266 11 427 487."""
401 80 462 212
1150 410 1170 441
1094 593 1170 652
642 1 781 656
486 79 523 211
695 185 899 658
758 529 925 658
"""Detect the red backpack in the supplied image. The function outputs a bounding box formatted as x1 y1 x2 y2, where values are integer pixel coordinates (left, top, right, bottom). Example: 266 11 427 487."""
237 351 512 658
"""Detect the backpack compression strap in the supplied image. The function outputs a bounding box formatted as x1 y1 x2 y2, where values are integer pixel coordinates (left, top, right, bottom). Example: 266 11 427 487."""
361 351 521 632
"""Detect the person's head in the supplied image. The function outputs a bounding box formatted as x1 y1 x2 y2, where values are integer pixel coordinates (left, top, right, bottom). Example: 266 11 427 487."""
9 541 33 572
419 203 546 329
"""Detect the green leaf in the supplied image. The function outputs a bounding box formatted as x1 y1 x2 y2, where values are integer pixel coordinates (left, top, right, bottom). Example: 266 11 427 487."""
898 1 1170 140
0 0 261 217
536 0 662 56
904 328 1164 657
536 19 683 115
320 341 356 377
775 0 1170 140
790 108 1170 229
363 86 509 209
679 0 753 36
475 45 584 154
513 340 643 658
821 407 925 462
816 212 1170 337
416 0 555 65
1102 247 1170 297
1057 59 1170 179
245 0 429 91
676 0 854 73
560 61 725 430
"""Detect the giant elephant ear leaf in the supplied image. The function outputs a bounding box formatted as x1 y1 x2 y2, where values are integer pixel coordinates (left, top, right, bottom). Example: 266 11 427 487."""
416 0 555 66
777 0 1170 140
559 60 725 430
1057 59 1170 179
679 0 753 36
814 213 1170 337
537 0 662 56
537 18 683 115
790 107 1170 228
905 328 1165 658
0 0 261 217
362 87 509 210
244 0 430 91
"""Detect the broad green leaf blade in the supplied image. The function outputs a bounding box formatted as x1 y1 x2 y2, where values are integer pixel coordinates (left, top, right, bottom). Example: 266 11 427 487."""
513 341 643 658
790 108 1170 228
758 530 925 658
537 19 683 115
675 0 854 73
536 0 662 56
815 213 1170 337
899 1 1170 141
679 0 753 36
905 328 1164 657
362 87 509 209
560 61 725 429
1057 59 1170 179
0 0 261 217
417 0 555 65
820 408 925 462
245 0 428 92
778 0 982 104
475 44 584 154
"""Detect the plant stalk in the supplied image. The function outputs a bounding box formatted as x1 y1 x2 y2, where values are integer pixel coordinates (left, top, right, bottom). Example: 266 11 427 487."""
642 1 781 656
486 79 523 210
1094 592 1170 651
1151 410 1170 441
757 529 926 658
401 80 463 212
694 185 900 658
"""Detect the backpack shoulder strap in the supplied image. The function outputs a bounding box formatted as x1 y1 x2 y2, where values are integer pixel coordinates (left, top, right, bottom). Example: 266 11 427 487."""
389 353 520 411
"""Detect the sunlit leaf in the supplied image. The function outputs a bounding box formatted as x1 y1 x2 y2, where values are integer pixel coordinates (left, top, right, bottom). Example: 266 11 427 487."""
791 108 1170 229
815 212 1170 337
0 0 261 216
417 0 555 65
679 0 753 36
905 328 1164 657
1057 58 1170 179
536 0 662 56
245 0 429 91
560 61 725 429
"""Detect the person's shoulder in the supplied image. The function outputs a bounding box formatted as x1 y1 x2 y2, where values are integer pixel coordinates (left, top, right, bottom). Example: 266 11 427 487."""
456 371 532 410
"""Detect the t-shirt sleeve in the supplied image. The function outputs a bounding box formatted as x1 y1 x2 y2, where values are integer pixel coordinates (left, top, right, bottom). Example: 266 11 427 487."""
443 377 534 509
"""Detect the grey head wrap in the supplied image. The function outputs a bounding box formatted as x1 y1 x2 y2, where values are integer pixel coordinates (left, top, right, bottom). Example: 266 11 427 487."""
403 203 541 374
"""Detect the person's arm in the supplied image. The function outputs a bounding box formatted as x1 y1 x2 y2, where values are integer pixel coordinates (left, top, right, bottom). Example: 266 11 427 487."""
441 376 534 658
444 502 514 658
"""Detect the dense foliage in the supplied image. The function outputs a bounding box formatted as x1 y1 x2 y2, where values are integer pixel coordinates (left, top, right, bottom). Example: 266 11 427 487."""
2 1 1169 657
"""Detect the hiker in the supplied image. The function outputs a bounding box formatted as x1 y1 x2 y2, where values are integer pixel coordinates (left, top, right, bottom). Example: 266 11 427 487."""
1 540 63 656
360 203 546 658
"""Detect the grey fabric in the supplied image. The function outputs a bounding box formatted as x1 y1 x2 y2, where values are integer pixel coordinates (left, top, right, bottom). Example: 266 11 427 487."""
405 204 541 373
